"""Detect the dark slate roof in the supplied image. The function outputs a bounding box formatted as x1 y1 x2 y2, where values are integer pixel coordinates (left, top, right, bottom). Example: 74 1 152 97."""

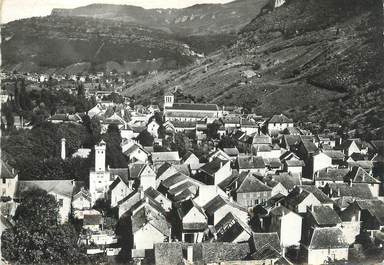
264 158 282 169
315 168 349 182
251 232 282 260
132 206 171 236
176 199 206 220
269 114 293 123
350 166 380 184
200 157 228 176
252 133 272 145
238 156 265 170
168 103 219 111
269 205 293 217
355 199 384 225
160 172 188 190
129 164 146 179
351 183 374 199
214 213 251 243
308 227 348 249
236 173 271 194
204 195 246 216
301 140 318 154
299 185 333 204
268 173 301 191
1 159 17 179
309 206 342 226
283 135 301 147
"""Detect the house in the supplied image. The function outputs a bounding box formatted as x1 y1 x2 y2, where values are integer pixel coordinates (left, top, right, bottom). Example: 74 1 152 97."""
208 149 231 162
0 159 18 199
314 168 349 188
204 195 248 225
312 152 333 178
249 232 283 263
122 142 149 163
303 206 342 246
336 139 368 157
130 200 171 257
281 188 322 214
341 199 384 237
72 186 92 211
144 187 172 212
109 171 134 207
283 159 305 177
281 135 302 151
267 114 294 135
306 227 349 265
238 156 266 175
197 158 232 185
223 147 240 161
100 112 127 133
264 173 301 197
176 199 208 243
129 164 156 191
156 162 190 187
268 205 302 248
83 213 103 232
323 182 374 202
182 151 203 174
347 166 380 197
213 212 252 243
16 180 75 223
235 172 272 207
322 150 345 166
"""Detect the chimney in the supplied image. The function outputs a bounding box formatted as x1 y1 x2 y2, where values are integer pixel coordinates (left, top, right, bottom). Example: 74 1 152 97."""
139 186 144 199
61 138 66 160
187 246 193 262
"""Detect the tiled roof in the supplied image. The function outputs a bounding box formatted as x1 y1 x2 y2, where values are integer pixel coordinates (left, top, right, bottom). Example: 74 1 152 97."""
200 158 228 176
132 206 170 236
269 114 293 123
315 168 349 182
350 166 380 184
238 156 265 169
309 227 348 249
236 173 271 193
214 212 251 243
152 152 180 163
204 195 246 216
167 103 219 111
309 206 342 226
251 232 282 260
323 150 345 160
299 185 333 204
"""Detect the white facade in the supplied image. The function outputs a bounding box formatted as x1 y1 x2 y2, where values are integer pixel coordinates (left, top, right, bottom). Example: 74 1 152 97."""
133 223 168 250
308 248 348 265
270 211 302 247
313 153 333 176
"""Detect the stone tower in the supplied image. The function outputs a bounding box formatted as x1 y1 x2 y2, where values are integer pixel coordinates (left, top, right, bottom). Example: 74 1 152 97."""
95 140 106 172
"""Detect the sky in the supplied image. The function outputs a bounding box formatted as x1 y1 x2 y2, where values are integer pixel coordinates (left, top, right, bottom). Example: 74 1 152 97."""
1 0 233 23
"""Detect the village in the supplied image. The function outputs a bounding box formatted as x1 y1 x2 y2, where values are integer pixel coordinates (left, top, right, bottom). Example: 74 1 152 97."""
1 72 384 265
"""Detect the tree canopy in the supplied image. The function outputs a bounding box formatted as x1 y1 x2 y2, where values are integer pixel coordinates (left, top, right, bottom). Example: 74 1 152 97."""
1 189 90 264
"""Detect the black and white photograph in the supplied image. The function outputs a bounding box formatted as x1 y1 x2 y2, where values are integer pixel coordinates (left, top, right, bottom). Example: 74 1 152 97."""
0 0 383 264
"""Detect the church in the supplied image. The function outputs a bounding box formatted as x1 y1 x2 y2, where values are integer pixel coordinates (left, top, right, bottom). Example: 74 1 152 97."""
163 91 222 122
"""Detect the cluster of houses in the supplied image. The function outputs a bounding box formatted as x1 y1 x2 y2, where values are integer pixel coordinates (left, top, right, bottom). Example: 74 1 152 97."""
1 91 384 265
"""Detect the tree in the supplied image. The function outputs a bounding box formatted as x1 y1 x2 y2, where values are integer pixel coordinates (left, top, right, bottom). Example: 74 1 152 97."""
136 129 154 147
218 135 237 149
172 132 192 157
2 189 90 264
102 124 127 168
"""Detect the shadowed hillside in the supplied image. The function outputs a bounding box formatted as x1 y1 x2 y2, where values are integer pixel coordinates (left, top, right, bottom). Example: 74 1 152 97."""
124 0 384 138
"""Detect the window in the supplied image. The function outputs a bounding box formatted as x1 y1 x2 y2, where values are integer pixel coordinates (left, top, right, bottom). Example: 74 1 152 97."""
58 199 63 207
2 178 5 184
